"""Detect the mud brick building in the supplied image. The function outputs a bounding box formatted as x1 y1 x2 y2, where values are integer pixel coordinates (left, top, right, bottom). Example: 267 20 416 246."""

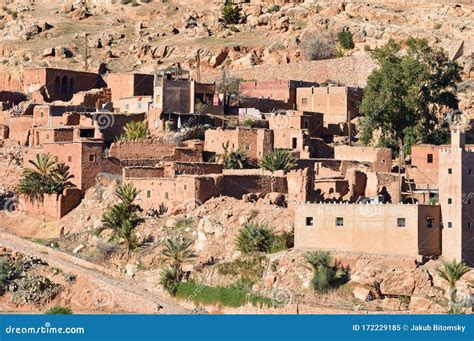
105 73 154 101
239 80 318 109
296 86 364 129
153 68 215 115
295 128 474 266
23 68 106 102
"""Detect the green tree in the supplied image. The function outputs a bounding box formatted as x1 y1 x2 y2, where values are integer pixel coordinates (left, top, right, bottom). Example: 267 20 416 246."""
235 223 275 254
305 251 349 293
160 236 196 294
119 121 149 141
95 183 140 256
17 153 75 202
337 30 354 50
359 38 461 154
259 149 296 172
436 260 470 304
221 3 241 25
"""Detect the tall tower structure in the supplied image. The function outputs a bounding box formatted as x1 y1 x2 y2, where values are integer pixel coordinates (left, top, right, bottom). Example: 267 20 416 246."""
439 126 474 265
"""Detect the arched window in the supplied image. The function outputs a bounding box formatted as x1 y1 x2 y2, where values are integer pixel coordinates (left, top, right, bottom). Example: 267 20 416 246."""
61 76 68 94
54 77 60 94
69 78 75 94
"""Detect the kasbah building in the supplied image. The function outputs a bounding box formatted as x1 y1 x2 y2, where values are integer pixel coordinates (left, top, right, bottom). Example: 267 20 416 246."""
0 64 473 267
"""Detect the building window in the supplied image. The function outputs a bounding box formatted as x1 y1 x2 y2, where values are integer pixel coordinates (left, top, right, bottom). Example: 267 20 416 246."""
469 199 472 205
303 120 309 129
40 111 44 117
427 154 433 163
146 190 151 198
468 222 472 229
448 198 452 204
125 104 130 111
448 222 452 228
336 217 344 227
306 217 313 227
469 169 472 175
301 98 308 105
137 102 142 109
448 168 452 174
89 155 96 162
426 218 434 228
165 192 169 199
184 185 187 190
68 156 72 162
397 218 406 227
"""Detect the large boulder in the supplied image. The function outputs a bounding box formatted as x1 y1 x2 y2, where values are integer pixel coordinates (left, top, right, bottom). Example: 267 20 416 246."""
380 271 415 296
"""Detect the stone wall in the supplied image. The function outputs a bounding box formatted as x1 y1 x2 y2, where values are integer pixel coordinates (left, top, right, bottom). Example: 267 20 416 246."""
334 145 392 172
222 169 287 198
203 55 376 87
109 140 178 160
20 188 82 219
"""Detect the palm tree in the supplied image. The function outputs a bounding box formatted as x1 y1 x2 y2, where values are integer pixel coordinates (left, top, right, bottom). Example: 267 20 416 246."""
218 142 247 169
119 121 149 141
235 223 275 254
115 183 139 206
305 251 349 293
17 153 75 202
27 153 57 176
95 183 140 257
436 260 470 303
161 236 196 281
259 149 296 172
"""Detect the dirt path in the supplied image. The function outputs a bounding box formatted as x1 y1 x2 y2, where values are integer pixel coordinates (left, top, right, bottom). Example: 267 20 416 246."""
0 230 188 314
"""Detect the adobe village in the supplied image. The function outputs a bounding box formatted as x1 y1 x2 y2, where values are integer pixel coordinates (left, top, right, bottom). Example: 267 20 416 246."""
0 0 473 314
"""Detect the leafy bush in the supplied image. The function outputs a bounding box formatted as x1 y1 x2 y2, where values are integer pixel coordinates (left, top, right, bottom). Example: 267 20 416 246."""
45 306 73 315
218 142 248 169
259 149 296 172
270 232 294 253
235 223 275 254
337 30 354 50
119 121 149 141
242 118 255 128
175 282 273 308
305 251 349 293
159 267 181 295
221 4 241 25
217 255 265 283
268 5 281 13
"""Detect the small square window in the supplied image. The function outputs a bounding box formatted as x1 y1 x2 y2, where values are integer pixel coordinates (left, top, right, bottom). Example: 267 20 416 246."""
427 154 433 163
427 218 434 228
397 218 406 227
301 98 308 105
89 155 96 162
146 190 151 198
336 217 344 227
306 217 313 227
303 120 309 129
165 192 169 199
448 168 453 174
448 222 452 228
448 198 452 204
68 156 72 162
137 102 142 109
469 169 472 175
184 185 187 190
468 222 472 229
125 104 130 111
